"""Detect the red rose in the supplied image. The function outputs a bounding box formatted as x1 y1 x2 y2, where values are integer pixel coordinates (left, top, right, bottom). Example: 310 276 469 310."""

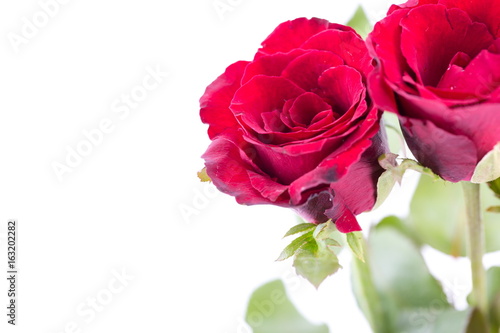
200 18 388 233
368 0 500 182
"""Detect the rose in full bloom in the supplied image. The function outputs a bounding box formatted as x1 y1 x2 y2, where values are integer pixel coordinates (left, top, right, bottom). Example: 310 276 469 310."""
368 0 500 182
200 18 388 232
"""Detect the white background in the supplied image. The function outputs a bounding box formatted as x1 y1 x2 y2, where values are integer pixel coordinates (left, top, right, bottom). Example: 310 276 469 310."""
0 0 482 332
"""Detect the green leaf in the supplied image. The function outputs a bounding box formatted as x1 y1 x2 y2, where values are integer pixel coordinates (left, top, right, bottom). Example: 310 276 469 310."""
486 267 500 330
245 280 329 333
346 6 371 38
488 177 500 198
471 142 500 183
293 241 341 289
346 232 365 262
373 158 438 209
408 176 500 256
352 217 456 333
283 223 316 238
313 220 345 255
487 206 500 213
278 220 345 288
197 167 211 182
276 231 313 261
351 254 390 333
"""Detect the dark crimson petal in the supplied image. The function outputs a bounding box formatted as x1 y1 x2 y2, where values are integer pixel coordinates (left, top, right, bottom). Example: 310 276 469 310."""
253 136 344 185
308 110 336 130
293 190 333 224
391 0 438 11
318 66 365 115
288 107 384 205
330 131 387 216
203 136 275 205
261 110 289 132
451 103 500 158
400 117 477 182
286 92 332 127
200 61 249 139
247 170 289 203
400 5 494 86
367 8 412 89
326 201 361 233
256 18 354 58
302 29 373 78
241 49 305 85
281 50 344 91
437 49 500 97
440 0 500 37
367 68 399 113
492 89 500 103
230 76 305 134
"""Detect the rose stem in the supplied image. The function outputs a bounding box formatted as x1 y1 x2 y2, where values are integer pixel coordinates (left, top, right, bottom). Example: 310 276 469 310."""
462 182 489 328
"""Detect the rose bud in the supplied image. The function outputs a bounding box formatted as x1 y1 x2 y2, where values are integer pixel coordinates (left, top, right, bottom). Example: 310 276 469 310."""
200 18 388 233
367 0 500 182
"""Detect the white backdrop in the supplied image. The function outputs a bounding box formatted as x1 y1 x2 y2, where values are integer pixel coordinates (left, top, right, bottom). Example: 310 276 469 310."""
0 0 479 332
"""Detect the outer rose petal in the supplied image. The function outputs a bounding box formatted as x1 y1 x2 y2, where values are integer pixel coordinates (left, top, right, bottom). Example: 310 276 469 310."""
301 29 373 78
200 61 249 139
400 117 477 182
440 0 500 36
400 5 494 86
367 8 411 87
202 136 286 205
330 130 387 216
451 103 500 158
256 17 353 58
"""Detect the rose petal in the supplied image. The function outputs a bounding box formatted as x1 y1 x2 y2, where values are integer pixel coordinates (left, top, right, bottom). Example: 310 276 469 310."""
256 18 353 58
282 50 344 91
437 49 500 97
286 92 332 127
253 136 344 185
368 8 413 87
200 61 248 139
231 75 305 134
400 117 478 182
330 131 387 215
318 66 365 115
451 103 500 159
293 190 333 224
302 29 373 77
247 170 289 203
440 0 500 37
241 49 305 85
288 107 383 204
400 5 494 86
203 136 274 205
326 202 361 233
261 110 290 132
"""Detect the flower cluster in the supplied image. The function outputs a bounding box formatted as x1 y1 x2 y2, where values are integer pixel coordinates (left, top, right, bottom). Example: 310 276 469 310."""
200 0 499 232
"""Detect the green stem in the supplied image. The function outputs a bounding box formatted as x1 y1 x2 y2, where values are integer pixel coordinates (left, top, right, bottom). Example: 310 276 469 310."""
462 182 489 328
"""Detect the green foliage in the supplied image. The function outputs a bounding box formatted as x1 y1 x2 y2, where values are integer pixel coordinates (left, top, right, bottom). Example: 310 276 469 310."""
486 267 500 331
408 176 500 256
346 232 365 262
374 156 438 209
346 5 371 38
245 280 329 333
278 221 343 288
471 143 500 183
352 217 483 333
